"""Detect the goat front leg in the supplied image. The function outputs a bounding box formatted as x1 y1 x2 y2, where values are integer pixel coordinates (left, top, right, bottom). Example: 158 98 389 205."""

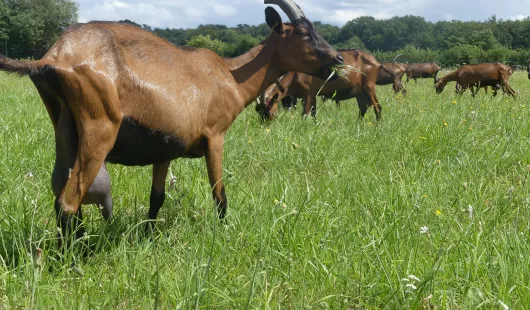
145 161 171 233
302 95 313 118
205 136 227 219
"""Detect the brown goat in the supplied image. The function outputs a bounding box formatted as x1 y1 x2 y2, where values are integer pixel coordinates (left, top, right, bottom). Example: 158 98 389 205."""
377 62 406 95
454 65 514 97
436 63 516 97
257 49 383 120
0 0 343 246
405 62 441 83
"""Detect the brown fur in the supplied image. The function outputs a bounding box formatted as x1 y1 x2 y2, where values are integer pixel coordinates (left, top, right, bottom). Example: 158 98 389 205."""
0 2 342 246
257 49 383 120
436 63 516 97
455 65 514 97
377 62 406 94
404 62 441 83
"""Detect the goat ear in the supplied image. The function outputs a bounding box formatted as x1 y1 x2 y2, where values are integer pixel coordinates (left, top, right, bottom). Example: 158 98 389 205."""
265 7 284 34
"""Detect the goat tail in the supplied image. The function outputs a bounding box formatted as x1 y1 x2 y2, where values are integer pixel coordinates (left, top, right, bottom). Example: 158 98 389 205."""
0 54 44 76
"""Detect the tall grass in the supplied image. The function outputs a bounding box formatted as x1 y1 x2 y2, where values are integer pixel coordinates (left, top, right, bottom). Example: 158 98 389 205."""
0 71 529 309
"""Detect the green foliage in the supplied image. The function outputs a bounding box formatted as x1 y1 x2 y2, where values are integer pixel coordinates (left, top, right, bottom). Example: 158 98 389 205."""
334 36 365 50
1 0 78 57
1 3 529 67
149 15 529 66
441 44 484 66
0 2 9 41
187 34 227 54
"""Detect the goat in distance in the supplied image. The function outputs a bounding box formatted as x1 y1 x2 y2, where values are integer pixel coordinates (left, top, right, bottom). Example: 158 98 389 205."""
257 49 395 121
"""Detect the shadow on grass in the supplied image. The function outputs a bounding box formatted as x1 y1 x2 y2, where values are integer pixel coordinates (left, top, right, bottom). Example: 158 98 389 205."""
0 191 197 272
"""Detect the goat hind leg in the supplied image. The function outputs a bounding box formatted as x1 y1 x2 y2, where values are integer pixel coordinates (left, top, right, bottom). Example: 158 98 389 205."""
56 77 121 243
52 106 114 221
363 85 382 120
205 136 227 219
356 95 369 119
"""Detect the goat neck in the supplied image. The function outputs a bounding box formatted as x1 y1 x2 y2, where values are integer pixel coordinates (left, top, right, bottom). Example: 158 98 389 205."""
225 36 285 108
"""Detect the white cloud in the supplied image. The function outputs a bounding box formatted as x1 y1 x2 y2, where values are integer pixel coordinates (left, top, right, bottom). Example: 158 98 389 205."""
75 0 530 29
511 15 530 21
79 1 175 27
213 4 237 17
323 9 392 25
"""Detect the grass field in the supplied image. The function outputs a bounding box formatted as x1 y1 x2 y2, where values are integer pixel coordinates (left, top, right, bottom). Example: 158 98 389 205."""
0 70 529 309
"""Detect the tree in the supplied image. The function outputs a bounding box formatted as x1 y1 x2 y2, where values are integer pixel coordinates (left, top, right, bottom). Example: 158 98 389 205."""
0 2 9 41
187 35 227 55
335 36 365 50
4 0 78 57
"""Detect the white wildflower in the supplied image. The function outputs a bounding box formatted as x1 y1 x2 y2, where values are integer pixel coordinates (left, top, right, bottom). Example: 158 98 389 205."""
408 275 421 282
405 283 417 290
468 205 474 219
420 226 429 234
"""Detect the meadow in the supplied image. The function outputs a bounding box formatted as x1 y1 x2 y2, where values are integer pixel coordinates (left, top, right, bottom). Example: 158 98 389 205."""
0 71 529 309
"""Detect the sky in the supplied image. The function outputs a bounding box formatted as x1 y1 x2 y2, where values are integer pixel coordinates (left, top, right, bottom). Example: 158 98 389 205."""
76 0 530 29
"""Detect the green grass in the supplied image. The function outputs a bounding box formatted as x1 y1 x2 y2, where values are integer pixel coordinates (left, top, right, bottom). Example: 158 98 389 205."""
1 71 530 309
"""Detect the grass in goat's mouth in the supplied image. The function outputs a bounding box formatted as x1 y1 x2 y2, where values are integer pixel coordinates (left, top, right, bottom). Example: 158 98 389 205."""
316 65 365 96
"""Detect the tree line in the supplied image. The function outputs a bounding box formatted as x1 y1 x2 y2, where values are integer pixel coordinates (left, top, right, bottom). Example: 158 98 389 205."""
1 0 529 67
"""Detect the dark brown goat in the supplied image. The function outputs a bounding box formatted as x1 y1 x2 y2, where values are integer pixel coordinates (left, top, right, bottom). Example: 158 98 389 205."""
0 0 343 246
257 49 384 120
377 62 406 94
405 62 441 83
436 63 516 97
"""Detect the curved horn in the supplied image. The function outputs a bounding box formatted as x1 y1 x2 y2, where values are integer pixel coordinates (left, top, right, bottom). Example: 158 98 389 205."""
264 0 305 23
393 54 404 63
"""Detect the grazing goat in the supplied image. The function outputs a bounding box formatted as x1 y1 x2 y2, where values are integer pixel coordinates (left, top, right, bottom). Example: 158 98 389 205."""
454 65 514 97
257 49 387 120
0 0 343 247
436 63 516 97
377 62 407 95
404 62 441 83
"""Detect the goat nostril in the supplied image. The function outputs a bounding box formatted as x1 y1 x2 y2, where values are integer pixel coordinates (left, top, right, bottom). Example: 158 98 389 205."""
336 54 344 63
